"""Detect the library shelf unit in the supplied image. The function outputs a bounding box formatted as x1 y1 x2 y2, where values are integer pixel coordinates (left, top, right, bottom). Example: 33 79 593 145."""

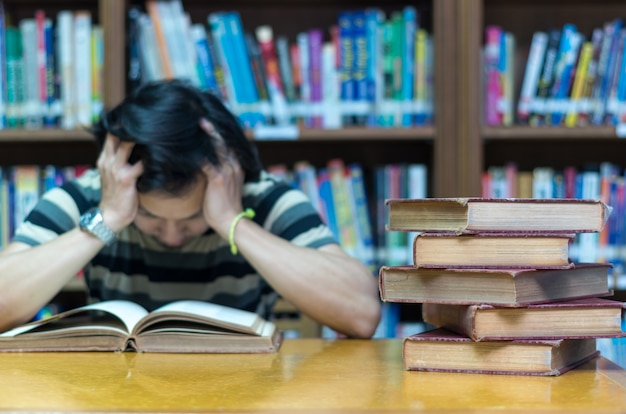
457 0 626 195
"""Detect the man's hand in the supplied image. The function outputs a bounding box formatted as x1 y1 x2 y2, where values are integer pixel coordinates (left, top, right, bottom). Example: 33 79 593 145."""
96 134 144 232
199 119 245 237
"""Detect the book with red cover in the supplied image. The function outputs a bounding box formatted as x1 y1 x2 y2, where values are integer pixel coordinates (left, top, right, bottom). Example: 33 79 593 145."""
379 263 612 306
402 328 599 376
422 298 626 341
386 197 611 234
412 232 574 269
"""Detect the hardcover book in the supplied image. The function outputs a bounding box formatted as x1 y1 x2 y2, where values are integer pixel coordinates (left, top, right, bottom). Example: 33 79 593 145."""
402 328 599 376
422 298 626 341
385 197 611 234
0 300 282 353
412 232 574 269
378 263 612 306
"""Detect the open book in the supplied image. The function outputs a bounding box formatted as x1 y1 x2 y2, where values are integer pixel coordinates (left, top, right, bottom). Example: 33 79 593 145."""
0 300 283 353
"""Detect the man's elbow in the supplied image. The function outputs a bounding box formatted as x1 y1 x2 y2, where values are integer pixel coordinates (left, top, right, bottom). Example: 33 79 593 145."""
348 300 382 339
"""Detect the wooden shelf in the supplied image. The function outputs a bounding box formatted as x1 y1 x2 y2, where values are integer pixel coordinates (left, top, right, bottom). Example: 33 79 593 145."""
483 126 621 140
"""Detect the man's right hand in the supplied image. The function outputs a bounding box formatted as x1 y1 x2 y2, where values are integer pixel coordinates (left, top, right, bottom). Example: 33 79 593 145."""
96 134 144 232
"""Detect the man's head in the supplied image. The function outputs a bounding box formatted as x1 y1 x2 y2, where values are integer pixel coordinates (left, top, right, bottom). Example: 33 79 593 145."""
91 79 262 197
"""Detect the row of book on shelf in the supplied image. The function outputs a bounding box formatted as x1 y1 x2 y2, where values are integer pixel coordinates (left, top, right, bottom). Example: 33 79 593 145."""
483 161 626 277
0 5 102 130
380 197 625 375
487 18 626 129
127 0 433 133
0 165 90 249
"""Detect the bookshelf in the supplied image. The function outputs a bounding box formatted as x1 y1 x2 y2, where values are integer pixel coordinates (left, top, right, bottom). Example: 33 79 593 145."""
457 0 626 195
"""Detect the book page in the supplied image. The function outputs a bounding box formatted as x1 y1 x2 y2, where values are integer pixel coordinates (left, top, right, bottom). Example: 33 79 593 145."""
135 300 264 336
0 300 149 337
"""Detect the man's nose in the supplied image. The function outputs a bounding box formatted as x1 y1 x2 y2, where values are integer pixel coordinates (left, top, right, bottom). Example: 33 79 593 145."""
160 222 185 247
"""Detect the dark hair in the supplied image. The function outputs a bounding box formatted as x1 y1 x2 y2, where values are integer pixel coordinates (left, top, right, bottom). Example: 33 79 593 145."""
91 79 262 195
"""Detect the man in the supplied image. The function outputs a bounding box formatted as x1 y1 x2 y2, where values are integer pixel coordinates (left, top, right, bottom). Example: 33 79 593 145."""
0 80 381 338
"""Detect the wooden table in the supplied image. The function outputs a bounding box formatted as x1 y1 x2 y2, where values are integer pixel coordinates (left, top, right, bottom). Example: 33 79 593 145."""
1 338 625 413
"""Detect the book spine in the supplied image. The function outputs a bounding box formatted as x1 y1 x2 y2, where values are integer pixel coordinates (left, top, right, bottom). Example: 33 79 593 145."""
364 8 383 128
256 25 289 126
0 2 6 129
208 12 237 111
327 158 358 258
401 6 416 127
352 10 368 127
592 19 622 125
578 28 604 126
35 10 48 127
390 13 403 127
73 11 92 128
414 28 429 126
549 24 581 126
57 10 75 129
276 36 296 103
321 41 341 129
564 41 593 127
529 28 560 126
20 19 42 129
190 23 218 92
348 163 376 271
309 28 324 128
224 11 264 128
5 27 24 129
484 25 502 126
517 31 548 124
145 0 173 78
45 18 61 127
297 31 311 127
136 12 163 83
338 11 354 127
126 6 142 92
317 168 339 242
613 29 626 125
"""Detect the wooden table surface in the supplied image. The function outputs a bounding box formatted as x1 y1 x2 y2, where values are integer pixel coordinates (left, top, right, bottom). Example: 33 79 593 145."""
0 338 625 413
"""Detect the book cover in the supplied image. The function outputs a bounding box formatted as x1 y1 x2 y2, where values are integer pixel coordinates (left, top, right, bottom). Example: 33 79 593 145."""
386 197 611 234
403 328 599 376
422 298 626 341
379 263 613 306
413 232 574 269
401 6 416 127
0 300 282 353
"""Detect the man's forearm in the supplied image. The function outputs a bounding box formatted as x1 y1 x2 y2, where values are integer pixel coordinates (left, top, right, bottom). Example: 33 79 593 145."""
232 218 382 338
0 228 104 331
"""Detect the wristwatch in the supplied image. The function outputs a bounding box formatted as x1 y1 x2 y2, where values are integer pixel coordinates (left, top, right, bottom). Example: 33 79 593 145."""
79 207 117 246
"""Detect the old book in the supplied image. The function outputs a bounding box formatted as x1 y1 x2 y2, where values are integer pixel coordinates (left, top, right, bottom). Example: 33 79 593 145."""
386 197 611 233
403 328 599 376
413 232 574 269
379 263 612 306
422 298 626 341
0 300 282 353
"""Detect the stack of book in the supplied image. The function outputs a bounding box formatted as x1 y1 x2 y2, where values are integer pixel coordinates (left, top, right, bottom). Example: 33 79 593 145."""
380 197 626 376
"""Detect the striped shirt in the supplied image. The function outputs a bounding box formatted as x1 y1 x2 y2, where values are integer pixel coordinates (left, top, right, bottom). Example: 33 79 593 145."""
13 169 336 318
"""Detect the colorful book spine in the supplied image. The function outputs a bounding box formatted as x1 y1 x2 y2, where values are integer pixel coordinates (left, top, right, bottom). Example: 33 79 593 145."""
579 28 604 126
317 168 339 242
308 28 324 128
20 18 41 129
297 31 311 127
190 23 219 94
45 18 61 126
352 10 368 126
35 10 48 127
5 27 24 129
338 11 354 127
592 19 622 125
327 159 358 258
348 163 375 271
208 12 237 112
529 28 560 126
549 24 581 126
73 11 92 127
484 25 502 125
0 1 6 129
145 0 173 78
255 25 289 126
401 6 416 127
365 8 383 127
389 12 403 127
91 25 104 123
517 31 548 124
565 41 593 127
414 28 429 126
